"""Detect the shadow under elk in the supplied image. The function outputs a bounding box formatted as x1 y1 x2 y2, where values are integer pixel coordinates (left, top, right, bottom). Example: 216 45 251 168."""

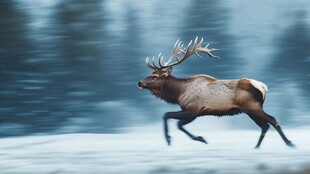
137 36 294 148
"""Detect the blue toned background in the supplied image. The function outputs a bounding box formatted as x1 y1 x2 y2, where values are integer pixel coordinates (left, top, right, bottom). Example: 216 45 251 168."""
0 0 309 136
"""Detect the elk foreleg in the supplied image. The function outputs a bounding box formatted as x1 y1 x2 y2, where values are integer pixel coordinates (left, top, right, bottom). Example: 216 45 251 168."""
163 110 194 146
177 118 207 144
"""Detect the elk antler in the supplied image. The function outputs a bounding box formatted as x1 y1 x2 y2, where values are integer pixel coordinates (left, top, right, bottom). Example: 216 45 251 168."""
145 36 219 70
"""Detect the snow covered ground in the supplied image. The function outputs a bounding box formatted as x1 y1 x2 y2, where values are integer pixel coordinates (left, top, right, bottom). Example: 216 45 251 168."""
0 124 309 174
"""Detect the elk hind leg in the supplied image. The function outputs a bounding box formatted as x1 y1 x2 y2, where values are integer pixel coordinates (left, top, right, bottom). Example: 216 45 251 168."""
264 113 295 147
248 107 295 147
177 118 207 144
248 114 269 148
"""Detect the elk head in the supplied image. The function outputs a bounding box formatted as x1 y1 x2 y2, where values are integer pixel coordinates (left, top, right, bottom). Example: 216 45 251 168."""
137 36 219 91
137 67 173 90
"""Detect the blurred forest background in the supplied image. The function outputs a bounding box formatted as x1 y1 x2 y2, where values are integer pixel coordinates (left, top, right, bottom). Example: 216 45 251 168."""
0 0 309 136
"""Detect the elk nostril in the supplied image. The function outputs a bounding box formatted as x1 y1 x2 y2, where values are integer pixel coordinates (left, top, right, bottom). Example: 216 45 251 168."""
137 81 142 87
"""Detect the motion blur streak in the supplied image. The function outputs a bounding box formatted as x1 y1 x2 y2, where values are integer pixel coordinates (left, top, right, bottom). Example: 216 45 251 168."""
0 0 309 136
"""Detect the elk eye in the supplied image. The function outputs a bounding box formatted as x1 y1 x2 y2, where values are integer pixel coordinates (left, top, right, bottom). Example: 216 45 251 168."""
151 74 159 79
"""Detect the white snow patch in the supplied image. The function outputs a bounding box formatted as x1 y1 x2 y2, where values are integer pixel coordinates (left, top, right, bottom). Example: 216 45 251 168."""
0 126 309 174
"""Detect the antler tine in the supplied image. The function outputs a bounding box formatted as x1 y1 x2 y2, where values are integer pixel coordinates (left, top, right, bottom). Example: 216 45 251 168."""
158 52 164 67
195 52 203 58
193 36 198 49
152 56 160 69
173 39 179 49
182 39 193 58
145 57 156 70
194 37 204 58
187 39 193 50
198 37 203 46
177 41 182 51
163 39 184 66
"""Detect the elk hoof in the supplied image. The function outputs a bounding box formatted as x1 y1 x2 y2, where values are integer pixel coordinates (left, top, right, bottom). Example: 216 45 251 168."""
165 135 172 146
287 141 296 148
194 136 208 144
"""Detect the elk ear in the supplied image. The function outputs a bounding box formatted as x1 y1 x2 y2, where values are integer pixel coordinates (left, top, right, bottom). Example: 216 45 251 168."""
164 67 173 77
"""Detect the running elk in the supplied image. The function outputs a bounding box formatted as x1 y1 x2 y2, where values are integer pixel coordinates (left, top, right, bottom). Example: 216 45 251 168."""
137 36 294 148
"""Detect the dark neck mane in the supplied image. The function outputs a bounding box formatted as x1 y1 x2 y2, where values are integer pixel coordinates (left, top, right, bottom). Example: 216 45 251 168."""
158 76 186 104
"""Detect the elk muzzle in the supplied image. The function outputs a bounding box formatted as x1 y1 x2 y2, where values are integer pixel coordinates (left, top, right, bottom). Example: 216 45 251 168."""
137 80 145 89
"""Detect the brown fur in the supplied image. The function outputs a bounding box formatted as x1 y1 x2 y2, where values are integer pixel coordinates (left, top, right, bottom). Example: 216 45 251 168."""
237 78 265 105
137 69 294 148
160 76 186 104
140 72 266 116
